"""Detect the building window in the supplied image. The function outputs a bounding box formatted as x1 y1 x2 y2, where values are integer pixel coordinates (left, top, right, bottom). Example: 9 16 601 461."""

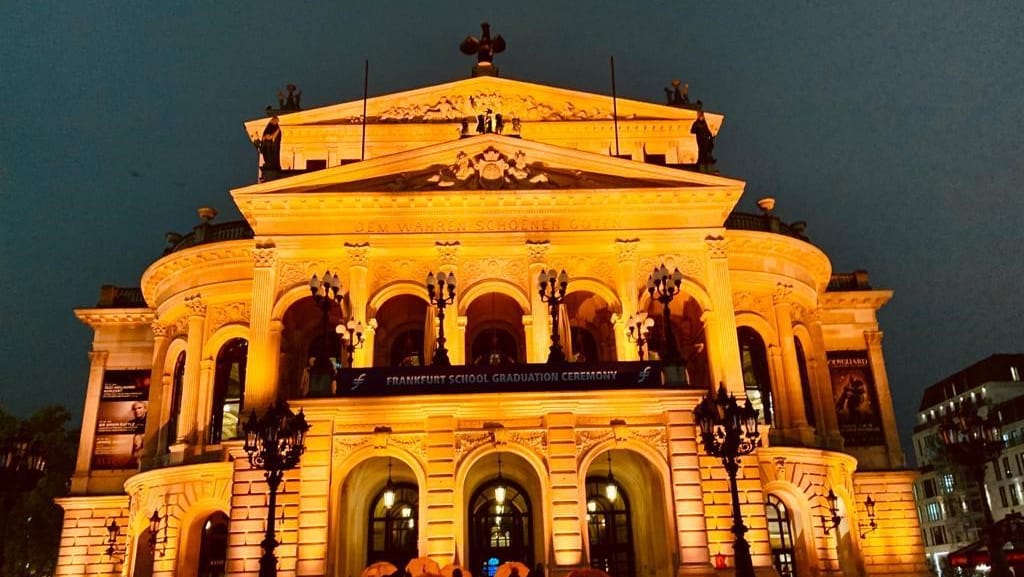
941 473 955 494
999 486 1009 508
923 478 937 498
930 526 947 546
1004 457 1012 478
765 495 797 577
737 327 774 426
793 337 817 427
166 351 186 451
586 477 636 577
367 482 419 569
198 512 229 577
1011 485 1021 507
1012 366 1020 381
926 502 943 522
209 338 248 444
470 479 532 577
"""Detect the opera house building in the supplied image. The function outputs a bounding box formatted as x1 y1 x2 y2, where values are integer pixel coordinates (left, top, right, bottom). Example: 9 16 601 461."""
55 52 927 577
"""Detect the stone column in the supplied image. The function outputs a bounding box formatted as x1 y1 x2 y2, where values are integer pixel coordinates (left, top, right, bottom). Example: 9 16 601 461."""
521 315 535 361
526 241 551 363
809 309 843 449
245 245 278 411
72 350 108 492
142 322 171 465
614 239 640 361
362 320 377 368
196 358 216 447
767 345 791 434
423 416 457 561
267 320 284 391
772 284 814 445
346 243 371 367
176 294 207 447
454 316 468 366
703 236 743 394
546 412 583 567
864 330 904 467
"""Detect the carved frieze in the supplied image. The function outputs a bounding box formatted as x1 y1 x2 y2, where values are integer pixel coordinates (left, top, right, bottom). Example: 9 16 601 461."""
454 431 493 463
460 257 525 289
363 92 613 123
332 435 373 463
773 283 794 306
207 302 251 331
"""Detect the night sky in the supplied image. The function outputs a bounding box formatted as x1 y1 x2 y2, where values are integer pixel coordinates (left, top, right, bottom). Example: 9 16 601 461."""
2 2 1022 461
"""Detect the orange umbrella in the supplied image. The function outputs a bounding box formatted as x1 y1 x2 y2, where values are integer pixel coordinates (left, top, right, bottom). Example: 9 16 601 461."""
362 562 398 577
494 562 530 577
441 565 472 577
406 557 442 577
566 569 612 577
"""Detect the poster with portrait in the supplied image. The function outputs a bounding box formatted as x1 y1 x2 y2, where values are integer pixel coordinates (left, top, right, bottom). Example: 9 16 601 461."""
91 369 150 470
827 351 885 447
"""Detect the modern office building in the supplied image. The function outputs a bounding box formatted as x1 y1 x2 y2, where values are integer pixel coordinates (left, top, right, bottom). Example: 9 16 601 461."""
55 39 926 577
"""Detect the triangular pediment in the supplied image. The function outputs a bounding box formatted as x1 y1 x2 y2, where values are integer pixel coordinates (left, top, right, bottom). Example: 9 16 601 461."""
244 75 722 133
233 134 743 196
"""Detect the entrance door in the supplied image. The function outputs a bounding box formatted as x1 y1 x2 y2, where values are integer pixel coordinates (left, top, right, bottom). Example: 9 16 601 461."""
586 478 635 577
469 479 533 577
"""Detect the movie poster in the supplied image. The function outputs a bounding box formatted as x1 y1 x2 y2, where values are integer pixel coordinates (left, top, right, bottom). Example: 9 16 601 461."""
827 351 885 447
92 369 150 470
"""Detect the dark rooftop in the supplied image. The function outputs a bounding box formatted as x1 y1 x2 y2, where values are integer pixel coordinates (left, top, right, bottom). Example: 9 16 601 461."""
917 354 1024 411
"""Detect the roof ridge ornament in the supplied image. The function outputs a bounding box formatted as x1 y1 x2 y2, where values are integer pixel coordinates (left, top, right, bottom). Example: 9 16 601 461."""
460 22 506 77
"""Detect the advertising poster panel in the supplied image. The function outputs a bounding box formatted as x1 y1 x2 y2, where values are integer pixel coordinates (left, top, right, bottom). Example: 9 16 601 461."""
92 369 150 469
827 350 885 447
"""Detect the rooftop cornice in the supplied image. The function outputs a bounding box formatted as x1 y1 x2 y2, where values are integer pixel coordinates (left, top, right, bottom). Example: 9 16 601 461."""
74 307 155 327
820 289 893 310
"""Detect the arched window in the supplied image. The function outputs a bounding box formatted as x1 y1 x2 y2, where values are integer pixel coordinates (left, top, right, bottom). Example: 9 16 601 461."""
166 351 186 451
737 327 773 425
209 339 247 444
470 328 519 366
794 337 816 427
367 482 419 569
469 479 532 577
198 512 229 577
765 495 796 577
586 477 635 577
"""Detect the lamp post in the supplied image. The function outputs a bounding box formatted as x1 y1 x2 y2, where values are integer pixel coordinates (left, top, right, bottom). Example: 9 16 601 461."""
336 319 365 368
938 402 1008 576
646 264 684 366
694 383 761 577
538 269 569 364
310 271 344 390
625 313 655 360
243 399 310 577
425 271 457 366
0 430 46 575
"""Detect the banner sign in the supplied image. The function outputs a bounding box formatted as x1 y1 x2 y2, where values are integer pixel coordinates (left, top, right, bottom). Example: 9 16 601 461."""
328 361 681 397
827 351 885 447
92 369 151 470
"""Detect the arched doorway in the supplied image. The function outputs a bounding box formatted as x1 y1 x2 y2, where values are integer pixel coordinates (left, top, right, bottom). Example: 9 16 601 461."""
197 512 229 577
209 338 247 444
280 295 343 398
563 291 616 362
765 494 797 577
644 296 710 387
469 479 533 577
586 477 635 577
464 292 525 366
737 327 773 426
367 482 419 569
373 295 429 367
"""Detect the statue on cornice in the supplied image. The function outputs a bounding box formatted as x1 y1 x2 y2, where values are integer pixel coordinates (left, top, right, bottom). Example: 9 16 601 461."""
256 116 282 173
691 107 716 173
460 22 506 77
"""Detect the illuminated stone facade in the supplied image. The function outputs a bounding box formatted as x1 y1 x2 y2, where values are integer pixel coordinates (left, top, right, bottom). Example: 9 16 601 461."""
56 72 926 577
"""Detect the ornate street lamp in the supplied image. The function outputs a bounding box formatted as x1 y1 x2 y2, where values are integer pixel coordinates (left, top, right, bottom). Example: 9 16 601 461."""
938 401 1008 576
336 319 365 368
426 271 457 366
105 518 122 560
859 495 878 539
694 383 761 577
821 488 842 534
625 313 655 360
0 431 46 573
493 453 507 505
538 269 569 364
243 399 310 577
309 271 344 391
603 452 618 502
646 264 684 366
383 458 396 509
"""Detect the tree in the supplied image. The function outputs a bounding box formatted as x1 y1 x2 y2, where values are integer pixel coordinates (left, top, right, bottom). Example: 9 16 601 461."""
0 405 78 577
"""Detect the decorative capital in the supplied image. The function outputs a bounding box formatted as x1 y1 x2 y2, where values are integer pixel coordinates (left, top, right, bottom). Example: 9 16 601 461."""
486 423 509 446
345 242 370 266
525 240 550 264
184 294 206 317
373 426 392 449
252 245 277 268
864 330 884 348
436 241 461 266
614 238 639 263
704 235 728 259
151 322 170 338
773 283 793 305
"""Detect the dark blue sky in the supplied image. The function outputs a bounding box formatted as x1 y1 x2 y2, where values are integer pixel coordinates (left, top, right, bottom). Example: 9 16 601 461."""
2 2 1022 459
